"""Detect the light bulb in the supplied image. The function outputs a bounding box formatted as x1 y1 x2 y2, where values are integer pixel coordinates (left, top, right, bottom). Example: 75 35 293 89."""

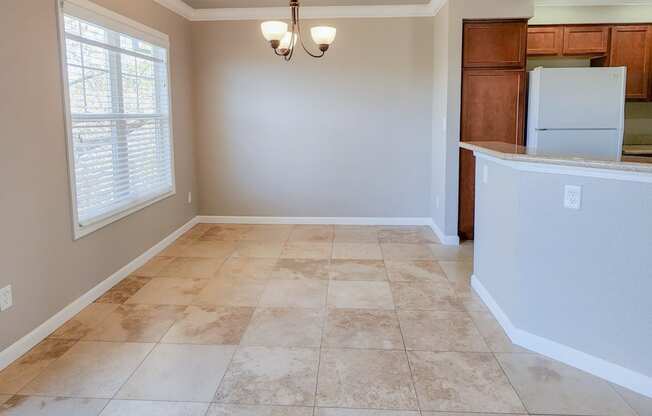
261 21 288 42
278 32 297 52
310 26 336 46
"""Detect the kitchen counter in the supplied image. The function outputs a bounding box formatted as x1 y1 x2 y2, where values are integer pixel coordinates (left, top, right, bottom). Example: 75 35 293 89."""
460 141 652 174
463 141 652 399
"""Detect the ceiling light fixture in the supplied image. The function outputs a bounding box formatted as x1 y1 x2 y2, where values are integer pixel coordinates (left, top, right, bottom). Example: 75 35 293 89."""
261 1 336 61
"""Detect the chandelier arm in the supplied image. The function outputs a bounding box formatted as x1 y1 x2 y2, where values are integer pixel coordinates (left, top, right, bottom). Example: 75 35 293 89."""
295 6 325 58
284 21 297 61
299 35 325 58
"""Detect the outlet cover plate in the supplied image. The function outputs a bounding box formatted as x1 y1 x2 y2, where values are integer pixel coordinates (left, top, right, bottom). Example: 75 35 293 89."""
564 185 582 210
0 285 12 312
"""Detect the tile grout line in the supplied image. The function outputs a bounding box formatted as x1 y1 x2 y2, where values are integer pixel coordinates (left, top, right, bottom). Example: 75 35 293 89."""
313 266 330 409
208 225 278 406
314 225 334 409
10 392 531 413
125 225 222 412
392 281 424 415
605 380 642 416
103 339 158 405
10 337 82 397
492 351 529 415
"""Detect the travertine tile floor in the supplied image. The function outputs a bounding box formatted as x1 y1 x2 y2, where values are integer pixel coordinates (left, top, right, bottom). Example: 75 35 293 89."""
1 224 650 416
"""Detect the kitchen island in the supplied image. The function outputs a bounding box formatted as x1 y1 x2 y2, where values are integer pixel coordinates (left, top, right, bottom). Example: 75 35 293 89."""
461 141 652 398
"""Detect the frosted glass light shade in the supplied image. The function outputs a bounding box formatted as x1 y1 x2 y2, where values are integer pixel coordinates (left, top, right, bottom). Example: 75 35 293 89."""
261 21 288 42
310 26 336 45
279 32 297 50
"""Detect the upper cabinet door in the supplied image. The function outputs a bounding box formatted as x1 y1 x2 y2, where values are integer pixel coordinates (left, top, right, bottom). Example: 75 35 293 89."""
463 21 527 68
563 26 610 55
461 70 526 144
528 26 564 56
610 25 652 100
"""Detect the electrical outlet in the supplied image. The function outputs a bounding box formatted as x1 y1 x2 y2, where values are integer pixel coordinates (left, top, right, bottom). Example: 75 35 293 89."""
482 164 489 184
0 285 13 312
564 185 582 210
187 192 192 204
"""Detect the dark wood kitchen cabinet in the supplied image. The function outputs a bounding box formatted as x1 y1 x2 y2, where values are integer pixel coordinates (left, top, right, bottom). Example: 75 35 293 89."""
563 25 610 55
527 26 563 56
527 23 652 100
463 21 527 69
461 70 526 142
609 25 652 100
459 20 528 240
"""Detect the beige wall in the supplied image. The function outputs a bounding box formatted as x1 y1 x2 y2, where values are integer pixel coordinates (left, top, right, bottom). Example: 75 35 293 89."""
531 5 652 25
0 0 197 350
191 18 434 218
430 1 449 227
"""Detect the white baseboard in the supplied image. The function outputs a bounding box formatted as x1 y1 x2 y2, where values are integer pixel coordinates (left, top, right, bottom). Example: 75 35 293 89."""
196 215 432 226
0 217 198 371
197 215 460 246
1 213 458 371
471 275 652 399
427 219 460 246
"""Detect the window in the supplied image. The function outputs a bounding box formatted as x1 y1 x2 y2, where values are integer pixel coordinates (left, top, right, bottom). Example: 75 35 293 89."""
59 0 175 238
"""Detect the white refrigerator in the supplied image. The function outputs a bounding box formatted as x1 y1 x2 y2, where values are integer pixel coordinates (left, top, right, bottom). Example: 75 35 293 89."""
527 67 626 161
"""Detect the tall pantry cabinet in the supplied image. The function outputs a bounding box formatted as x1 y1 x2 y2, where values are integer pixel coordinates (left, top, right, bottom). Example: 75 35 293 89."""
458 20 528 240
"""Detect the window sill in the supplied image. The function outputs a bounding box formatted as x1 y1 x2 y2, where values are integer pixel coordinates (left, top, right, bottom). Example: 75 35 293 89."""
73 190 176 240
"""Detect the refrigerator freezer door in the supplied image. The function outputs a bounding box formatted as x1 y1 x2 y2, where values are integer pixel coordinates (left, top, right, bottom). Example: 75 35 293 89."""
529 129 623 160
532 67 626 130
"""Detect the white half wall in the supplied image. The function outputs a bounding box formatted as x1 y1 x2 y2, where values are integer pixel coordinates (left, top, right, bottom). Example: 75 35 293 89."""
472 153 652 398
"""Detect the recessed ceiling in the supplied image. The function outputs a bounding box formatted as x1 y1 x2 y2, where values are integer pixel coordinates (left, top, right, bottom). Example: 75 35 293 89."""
182 0 430 8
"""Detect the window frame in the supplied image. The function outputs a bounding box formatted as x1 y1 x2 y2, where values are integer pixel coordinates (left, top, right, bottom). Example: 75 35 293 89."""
57 0 177 240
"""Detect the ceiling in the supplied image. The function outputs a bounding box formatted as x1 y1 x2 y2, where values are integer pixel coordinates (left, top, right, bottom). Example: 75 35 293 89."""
182 0 430 8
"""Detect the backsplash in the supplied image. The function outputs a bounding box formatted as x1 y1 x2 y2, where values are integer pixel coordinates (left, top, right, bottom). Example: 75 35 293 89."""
624 102 652 144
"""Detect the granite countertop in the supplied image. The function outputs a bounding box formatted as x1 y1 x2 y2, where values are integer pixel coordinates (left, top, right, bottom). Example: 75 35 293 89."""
460 141 652 174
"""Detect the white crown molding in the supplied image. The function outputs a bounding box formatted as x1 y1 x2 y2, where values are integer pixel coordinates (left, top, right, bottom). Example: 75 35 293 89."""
536 0 652 6
154 0 446 21
153 0 196 20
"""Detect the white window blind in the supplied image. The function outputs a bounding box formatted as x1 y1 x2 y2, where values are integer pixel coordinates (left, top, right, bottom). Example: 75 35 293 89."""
60 3 174 237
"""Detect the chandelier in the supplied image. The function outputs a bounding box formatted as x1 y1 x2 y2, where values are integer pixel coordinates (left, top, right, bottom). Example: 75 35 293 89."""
260 0 336 61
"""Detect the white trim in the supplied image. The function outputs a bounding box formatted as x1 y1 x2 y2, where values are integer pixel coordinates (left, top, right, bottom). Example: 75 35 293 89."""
471 275 652 399
0 217 198 372
474 153 652 184
536 0 652 6
74 191 177 239
154 0 446 20
57 2 178 240
153 0 197 20
190 3 436 20
197 215 459 245
428 219 460 246
197 215 432 226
